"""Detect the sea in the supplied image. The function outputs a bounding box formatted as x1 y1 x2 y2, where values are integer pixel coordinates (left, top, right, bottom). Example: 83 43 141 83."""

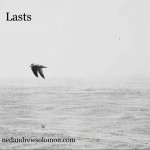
0 77 150 149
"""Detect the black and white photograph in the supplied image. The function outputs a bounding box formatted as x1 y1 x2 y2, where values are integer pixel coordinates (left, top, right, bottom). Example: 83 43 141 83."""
0 0 150 149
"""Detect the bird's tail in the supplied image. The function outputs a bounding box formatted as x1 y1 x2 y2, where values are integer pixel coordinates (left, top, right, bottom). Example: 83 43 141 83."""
42 66 47 68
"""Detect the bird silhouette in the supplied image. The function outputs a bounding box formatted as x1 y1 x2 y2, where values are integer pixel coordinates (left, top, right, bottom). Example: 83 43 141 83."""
30 63 47 79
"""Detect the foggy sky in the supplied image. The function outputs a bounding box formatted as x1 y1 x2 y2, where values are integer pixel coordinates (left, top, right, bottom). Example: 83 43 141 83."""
0 0 150 79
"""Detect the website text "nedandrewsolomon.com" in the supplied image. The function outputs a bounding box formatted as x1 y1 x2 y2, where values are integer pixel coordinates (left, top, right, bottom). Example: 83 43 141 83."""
2 137 76 143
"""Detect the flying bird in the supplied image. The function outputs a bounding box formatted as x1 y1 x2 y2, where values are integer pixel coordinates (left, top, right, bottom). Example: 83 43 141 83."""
30 63 47 79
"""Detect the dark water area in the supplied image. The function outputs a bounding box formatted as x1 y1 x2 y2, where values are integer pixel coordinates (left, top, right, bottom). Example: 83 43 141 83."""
0 77 150 149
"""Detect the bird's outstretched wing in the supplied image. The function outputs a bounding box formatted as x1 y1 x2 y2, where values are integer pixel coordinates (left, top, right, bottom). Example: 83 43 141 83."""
31 66 38 77
38 68 45 79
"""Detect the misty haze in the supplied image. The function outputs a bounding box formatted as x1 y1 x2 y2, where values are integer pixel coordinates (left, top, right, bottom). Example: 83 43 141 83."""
0 0 150 149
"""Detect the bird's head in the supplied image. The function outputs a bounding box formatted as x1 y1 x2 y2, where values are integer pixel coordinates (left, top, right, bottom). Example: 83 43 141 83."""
29 63 34 67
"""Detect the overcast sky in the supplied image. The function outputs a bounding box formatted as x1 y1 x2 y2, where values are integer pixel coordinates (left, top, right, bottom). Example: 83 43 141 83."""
0 0 150 78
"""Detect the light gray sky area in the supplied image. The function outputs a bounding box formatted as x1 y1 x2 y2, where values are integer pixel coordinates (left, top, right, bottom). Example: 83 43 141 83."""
0 0 150 78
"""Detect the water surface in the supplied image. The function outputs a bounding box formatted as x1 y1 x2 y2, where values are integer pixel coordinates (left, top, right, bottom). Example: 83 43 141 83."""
0 77 150 149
